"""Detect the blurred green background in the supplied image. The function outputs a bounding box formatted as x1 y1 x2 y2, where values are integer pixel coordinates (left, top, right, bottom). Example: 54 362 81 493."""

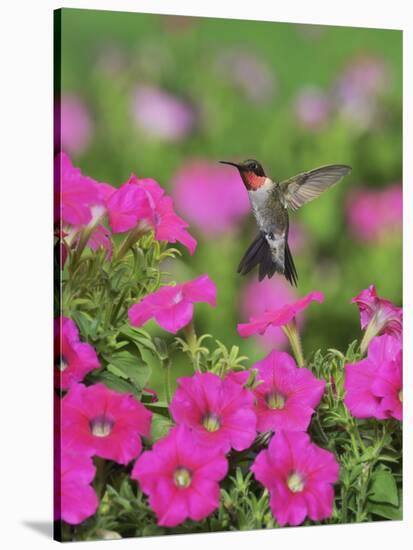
58 8 402 393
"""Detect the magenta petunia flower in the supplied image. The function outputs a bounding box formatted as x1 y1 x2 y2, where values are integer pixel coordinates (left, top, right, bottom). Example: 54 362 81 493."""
62 383 152 464
252 350 325 432
60 94 93 156
132 425 228 527
106 177 151 234
54 317 100 390
240 277 298 350
131 84 195 141
170 372 257 452
352 284 402 353
346 185 402 243
128 274 216 334
251 431 339 526
238 291 324 338
106 174 197 254
172 160 250 237
55 152 103 227
86 223 113 259
294 86 331 130
55 450 99 525
344 334 402 420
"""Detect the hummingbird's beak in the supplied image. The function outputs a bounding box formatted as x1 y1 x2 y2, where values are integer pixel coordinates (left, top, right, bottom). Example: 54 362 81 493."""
219 160 241 169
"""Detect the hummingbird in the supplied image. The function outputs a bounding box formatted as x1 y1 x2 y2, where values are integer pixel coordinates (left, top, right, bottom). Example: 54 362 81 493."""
220 159 352 286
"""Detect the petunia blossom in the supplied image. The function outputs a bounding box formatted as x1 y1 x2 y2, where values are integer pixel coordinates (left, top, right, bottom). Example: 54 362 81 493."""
240 277 298 350
59 94 93 156
294 86 331 130
132 425 228 527
62 383 152 464
172 160 250 237
344 334 402 421
170 372 257 452
54 317 100 390
128 274 216 334
352 284 402 353
251 431 339 526
106 174 197 254
237 291 324 338
55 450 99 525
252 350 325 432
55 152 103 227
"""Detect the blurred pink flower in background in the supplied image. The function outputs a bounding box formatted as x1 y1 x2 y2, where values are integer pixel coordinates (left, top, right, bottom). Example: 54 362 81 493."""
251 431 339 526
346 184 402 243
172 160 250 237
240 277 298 349
333 55 390 130
60 94 93 156
131 84 195 141
215 48 276 103
294 86 331 130
132 425 228 527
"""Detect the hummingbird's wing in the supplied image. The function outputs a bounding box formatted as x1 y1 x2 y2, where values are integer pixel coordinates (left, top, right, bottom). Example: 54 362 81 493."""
279 164 352 211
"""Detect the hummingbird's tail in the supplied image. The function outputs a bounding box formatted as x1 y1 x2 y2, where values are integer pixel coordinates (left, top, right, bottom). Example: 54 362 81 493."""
238 233 298 286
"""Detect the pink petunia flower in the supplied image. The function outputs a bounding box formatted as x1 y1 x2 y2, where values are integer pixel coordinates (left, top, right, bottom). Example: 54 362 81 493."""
352 284 402 353
252 350 325 432
238 291 324 338
170 372 257 452
55 152 103 227
59 94 93 156
131 84 195 141
240 277 298 350
251 431 339 526
344 334 402 420
346 185 402 244
132 425 228 527
54 317 100 390
55 450 99 525
172 160 250 237
61 383 152 464
106 174 197 254
128 274 216 334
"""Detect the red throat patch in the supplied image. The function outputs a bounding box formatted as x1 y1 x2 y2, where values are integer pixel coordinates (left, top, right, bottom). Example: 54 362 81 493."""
241 171 266 191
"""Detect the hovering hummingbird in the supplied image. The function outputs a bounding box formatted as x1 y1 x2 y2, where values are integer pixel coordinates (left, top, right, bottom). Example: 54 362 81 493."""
220 159 352 286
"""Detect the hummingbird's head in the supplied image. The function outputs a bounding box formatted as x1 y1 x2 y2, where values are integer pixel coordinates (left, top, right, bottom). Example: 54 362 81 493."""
219 159 266 190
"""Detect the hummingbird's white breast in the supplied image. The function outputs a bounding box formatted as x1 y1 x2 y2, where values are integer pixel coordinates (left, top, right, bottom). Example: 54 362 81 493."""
248 177 276 231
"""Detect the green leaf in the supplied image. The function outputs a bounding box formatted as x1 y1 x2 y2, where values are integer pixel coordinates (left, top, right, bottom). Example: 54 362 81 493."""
108 350 151 391
367 500 402 520
151 413 173 442
369 469 399 507
97 371 138 395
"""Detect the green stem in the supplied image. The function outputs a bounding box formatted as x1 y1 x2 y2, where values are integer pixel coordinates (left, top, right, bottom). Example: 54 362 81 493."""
163 358 172 404
115 225 148 261
183 321 200 372
282 319 305 367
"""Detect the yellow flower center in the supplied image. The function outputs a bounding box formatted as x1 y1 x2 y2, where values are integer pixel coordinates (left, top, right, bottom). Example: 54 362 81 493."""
266 391 286 410
90 415 114 437
203 413 221 432
174 467 192 488
398 390 403 403
287 472 305 493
